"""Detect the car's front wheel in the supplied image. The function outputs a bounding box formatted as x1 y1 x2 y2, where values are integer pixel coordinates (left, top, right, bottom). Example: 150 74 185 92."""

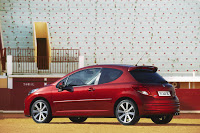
69 117 87 123
151 115 173 124
115 99 140 125
31 99 52 123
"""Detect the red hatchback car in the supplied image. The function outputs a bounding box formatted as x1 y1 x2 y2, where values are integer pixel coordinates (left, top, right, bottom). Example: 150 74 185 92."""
24 64 180 125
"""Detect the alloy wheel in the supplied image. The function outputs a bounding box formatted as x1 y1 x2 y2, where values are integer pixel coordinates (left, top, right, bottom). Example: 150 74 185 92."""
116 100 140 125
117 102 135 123
31 100 52 123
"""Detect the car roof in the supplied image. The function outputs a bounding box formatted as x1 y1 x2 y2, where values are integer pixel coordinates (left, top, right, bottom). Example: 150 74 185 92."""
52 64 158 85
81 64 157 72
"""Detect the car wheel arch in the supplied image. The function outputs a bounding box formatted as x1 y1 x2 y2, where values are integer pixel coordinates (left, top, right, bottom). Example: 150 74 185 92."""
113 97 139 117
29 97 52 116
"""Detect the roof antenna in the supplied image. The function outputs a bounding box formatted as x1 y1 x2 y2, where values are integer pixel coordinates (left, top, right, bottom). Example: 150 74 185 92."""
135 51 148 66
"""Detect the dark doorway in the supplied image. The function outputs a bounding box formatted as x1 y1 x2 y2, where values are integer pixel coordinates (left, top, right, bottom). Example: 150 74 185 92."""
37 38 48 69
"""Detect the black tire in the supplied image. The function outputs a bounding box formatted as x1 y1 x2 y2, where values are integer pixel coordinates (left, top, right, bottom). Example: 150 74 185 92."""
151 115 173 124
69 117 87 123
31 100 52 123
115 99 140 125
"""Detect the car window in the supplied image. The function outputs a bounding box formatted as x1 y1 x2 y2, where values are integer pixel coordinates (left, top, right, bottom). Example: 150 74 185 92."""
130 70 167 83
98 68 123 84
65 68 101 86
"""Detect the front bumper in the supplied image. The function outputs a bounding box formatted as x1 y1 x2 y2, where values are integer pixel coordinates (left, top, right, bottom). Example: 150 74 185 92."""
24 95 32 117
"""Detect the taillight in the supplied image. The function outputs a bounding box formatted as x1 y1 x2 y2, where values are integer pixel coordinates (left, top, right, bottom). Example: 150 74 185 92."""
138 90 149 95
133 86 151 96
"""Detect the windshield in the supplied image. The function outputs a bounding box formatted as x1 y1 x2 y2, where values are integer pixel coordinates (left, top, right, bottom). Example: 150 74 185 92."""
130 70 167 84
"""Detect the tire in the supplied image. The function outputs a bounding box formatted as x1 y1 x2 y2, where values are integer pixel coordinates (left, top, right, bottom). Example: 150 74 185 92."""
151 115 173 124
69 117 87 123
31 100 52 123
115 99 140 125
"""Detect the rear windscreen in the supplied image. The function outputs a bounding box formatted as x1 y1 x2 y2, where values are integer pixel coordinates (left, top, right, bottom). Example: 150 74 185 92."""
130 70 167 83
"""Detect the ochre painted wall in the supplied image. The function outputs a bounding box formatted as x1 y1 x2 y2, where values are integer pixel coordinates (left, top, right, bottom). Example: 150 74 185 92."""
0 78 7 88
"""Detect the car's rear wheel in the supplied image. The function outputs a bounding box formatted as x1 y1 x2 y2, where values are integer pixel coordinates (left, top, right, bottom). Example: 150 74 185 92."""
151 115 173 124
115 99 140 125
69 117 87 123
31 100 52 123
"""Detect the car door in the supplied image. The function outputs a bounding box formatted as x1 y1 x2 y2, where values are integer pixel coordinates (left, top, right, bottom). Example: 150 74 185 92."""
52 68 101 116
91 68 123 115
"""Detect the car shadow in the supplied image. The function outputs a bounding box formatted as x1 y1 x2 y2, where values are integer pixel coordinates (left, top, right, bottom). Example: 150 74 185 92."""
50 122 200 126
50 122 121 125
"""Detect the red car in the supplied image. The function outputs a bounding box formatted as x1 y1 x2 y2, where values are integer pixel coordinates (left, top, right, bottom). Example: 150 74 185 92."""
24 64 180 125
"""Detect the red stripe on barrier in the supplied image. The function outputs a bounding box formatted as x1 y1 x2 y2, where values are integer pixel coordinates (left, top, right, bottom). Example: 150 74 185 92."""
176 89 200 110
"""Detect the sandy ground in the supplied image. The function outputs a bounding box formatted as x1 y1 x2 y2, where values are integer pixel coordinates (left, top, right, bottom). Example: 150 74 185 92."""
0 115 200 133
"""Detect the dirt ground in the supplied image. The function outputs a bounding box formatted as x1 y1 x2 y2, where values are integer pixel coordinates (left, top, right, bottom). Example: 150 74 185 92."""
0 114 200 133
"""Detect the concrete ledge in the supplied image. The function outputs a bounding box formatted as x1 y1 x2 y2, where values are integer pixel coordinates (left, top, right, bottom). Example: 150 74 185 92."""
0 76 7 78
8 74 65 78
180 110 200 113
165 76 200 82
7 75 200 82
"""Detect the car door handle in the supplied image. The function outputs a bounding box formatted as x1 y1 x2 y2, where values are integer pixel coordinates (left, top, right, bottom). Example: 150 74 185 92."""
88 88 95 91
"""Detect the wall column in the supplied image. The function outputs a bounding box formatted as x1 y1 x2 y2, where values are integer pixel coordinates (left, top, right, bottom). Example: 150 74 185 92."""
7 55 13 89
79 56 84 68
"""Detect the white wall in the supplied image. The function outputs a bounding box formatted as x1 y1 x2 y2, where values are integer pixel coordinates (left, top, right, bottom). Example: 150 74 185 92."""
0 0 200 74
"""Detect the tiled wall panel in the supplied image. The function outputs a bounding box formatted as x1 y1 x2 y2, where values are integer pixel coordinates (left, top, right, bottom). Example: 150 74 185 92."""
0 0 200 73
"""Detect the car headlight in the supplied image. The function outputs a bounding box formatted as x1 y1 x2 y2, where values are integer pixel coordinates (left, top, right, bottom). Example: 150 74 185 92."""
28 88 39 95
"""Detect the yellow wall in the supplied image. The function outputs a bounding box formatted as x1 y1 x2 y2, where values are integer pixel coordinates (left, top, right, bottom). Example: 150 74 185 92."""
35 22 48 38
179 82 200 89
33 22 51 63
0 78 7 88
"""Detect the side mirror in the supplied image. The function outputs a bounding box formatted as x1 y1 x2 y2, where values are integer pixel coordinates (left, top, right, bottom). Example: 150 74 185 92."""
58 84 65 92
57 81 65 92
63 85 74 92
57 82 74 92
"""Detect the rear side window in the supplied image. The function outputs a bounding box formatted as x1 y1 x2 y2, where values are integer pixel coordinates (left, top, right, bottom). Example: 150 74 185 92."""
130 70 167 83
98 68 123 84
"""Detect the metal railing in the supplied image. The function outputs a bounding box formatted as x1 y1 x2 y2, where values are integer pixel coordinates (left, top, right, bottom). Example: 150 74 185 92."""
12 56 79 74
2 48 80 74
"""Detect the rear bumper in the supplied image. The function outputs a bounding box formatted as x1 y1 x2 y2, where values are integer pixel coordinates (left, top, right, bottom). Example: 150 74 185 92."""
143 102 180 115
140 96 180 115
